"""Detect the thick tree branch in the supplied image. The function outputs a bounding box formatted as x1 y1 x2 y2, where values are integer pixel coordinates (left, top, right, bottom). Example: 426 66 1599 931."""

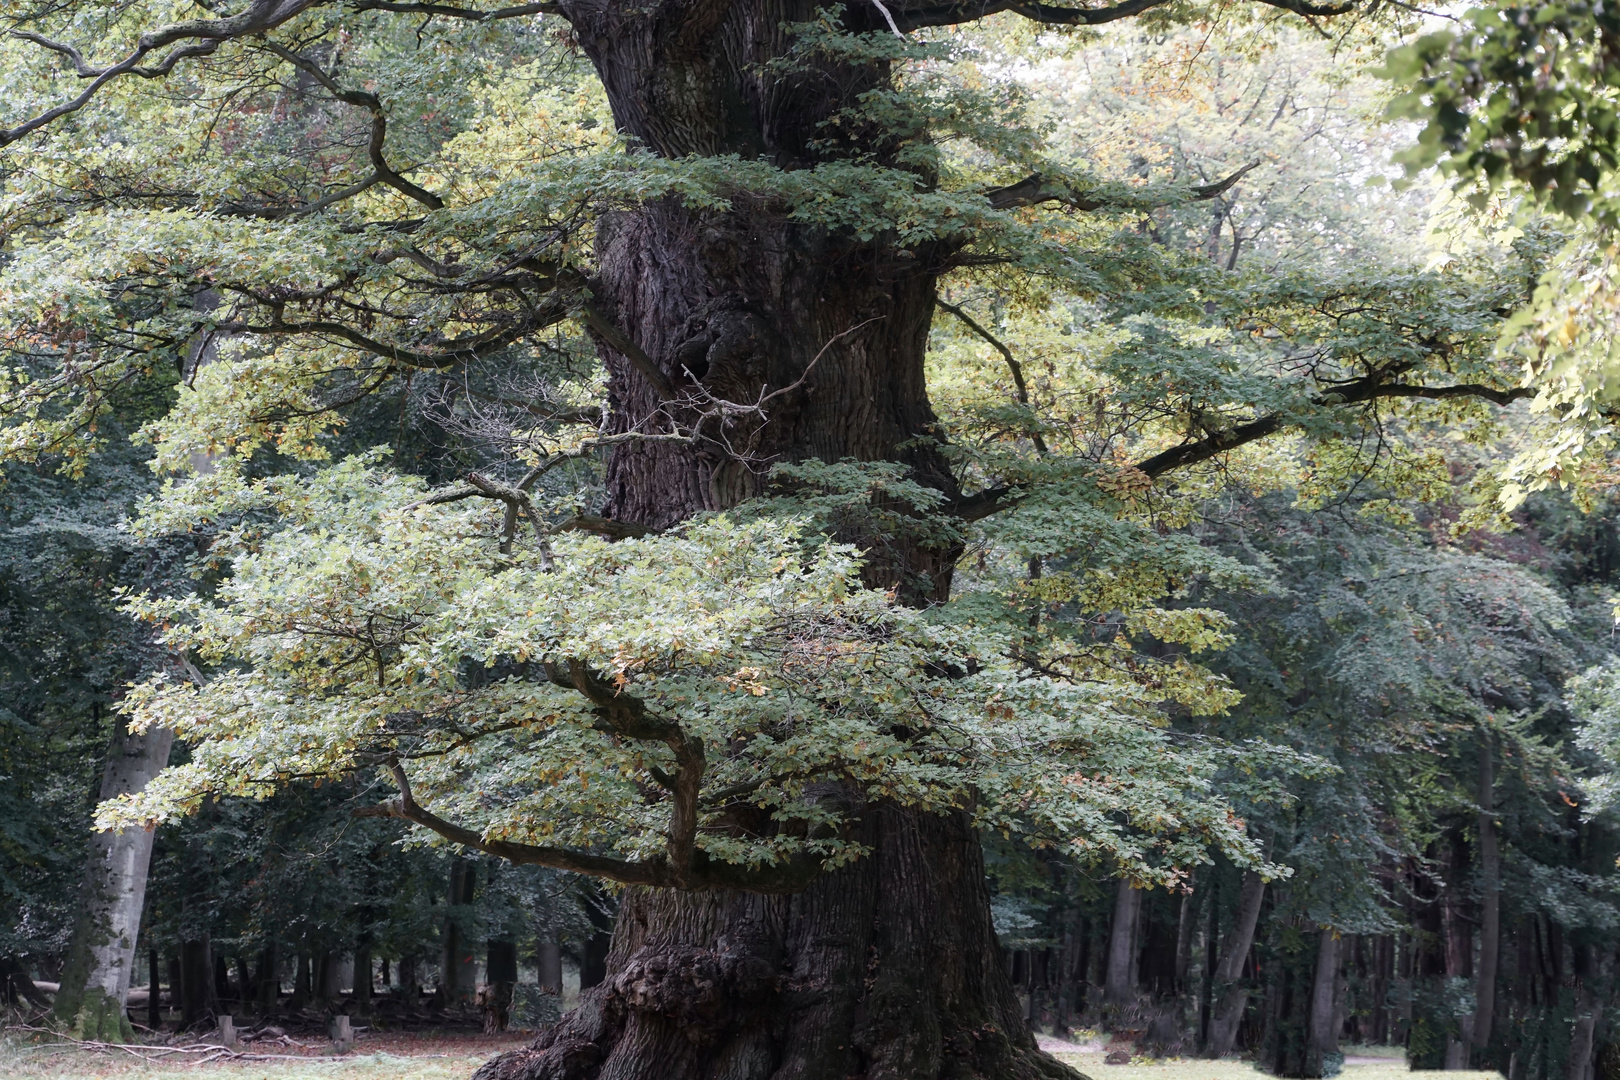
565 660 706 885
222 290 568 367
893 0 1351 30
261 42 444 210
350 0 561 16
894 0 1169 31
357 761 674 884
985 161 1259 212
951 379 1534 522
579 304 676 400
556 514 657 539
1 0 325 148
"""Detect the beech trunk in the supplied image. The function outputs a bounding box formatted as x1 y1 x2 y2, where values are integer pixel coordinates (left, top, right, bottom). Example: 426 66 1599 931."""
52 715 175 1041
1104 880 1142 1013
1472 737 1500 1059
1206 871 1266 1058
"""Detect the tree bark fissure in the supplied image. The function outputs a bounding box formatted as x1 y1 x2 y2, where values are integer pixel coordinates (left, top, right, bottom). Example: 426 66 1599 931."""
475 5 1073 1078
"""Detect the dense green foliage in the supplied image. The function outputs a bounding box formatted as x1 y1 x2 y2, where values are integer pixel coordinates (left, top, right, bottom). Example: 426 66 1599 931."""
7 1 1620 1079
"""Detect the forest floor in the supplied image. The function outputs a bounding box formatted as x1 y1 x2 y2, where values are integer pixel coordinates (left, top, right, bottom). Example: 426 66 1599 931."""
0 1030 1511 1080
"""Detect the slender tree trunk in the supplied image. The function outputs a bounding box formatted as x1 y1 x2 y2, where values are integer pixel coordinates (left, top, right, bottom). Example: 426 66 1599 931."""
1443 832 1474 1069
484 940 518 1033
581 882 614 992
443 858 477 1005
255 943 279 1011
354 941 373 1015
147 946 161 1030
1206 871 1266 1058
1568 982 1597 1080
400 955 419 1006
51 715 175 1041
1105 879 1143 1013
179 935 217 1028
536 942 563 996
1307 931 1339 1067
1175 887 1197 996
1199 878 1219 1051
1474 737 1501 1059
289 951 310 1008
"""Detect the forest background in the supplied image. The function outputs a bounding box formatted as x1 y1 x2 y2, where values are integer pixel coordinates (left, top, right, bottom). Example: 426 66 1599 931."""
3 2 1620 1080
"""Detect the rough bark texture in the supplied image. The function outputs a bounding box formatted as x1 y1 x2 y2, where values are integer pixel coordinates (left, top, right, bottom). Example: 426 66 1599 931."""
474 807 1077 1080
1205 871 1265 1058
52 716 175 1041
471 1 1080 1075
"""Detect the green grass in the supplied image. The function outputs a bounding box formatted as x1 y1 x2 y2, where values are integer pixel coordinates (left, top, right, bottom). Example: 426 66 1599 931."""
0 1031 515 1080
1051 1052 1501 1080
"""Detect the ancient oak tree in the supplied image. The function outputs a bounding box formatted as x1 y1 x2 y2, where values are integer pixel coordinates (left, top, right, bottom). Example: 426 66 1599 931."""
0 0 1545 1075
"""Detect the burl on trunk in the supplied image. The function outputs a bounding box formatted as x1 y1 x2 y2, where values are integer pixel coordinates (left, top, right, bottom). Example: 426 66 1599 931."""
475 808 1073 1080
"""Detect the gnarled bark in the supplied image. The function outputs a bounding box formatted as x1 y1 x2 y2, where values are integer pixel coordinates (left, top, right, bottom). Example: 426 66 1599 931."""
475 806 1076 1080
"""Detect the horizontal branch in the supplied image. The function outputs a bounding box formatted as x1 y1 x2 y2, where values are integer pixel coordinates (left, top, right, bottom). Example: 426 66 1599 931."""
579 304 675 400
556 513 657 539
222 292 568 368
350 0 561 16
359 760 825 893
985 161 1258 212
951 378 1533 522
893 0 1352 30
895 0 1169 31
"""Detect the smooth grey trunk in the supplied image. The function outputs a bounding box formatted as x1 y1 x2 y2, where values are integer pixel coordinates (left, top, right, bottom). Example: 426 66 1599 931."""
535 942 562 995
1206 871 1266 1058
1308 931 1339 1061
52 715 175 1040
1473 737 1500 1054
1104 878 1143 1011
1175 888 1197 993
1567 990 1597 1080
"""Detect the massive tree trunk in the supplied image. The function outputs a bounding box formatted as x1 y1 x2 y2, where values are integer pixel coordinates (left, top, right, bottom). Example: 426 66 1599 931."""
476 806 1070 1080
475 3 1073 1077
52 714 175 1041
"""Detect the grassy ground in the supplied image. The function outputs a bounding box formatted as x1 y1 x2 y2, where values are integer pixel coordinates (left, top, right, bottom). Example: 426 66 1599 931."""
1050 1051 1500 1080
0 1030 531 1080
1 1032 1506 1080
